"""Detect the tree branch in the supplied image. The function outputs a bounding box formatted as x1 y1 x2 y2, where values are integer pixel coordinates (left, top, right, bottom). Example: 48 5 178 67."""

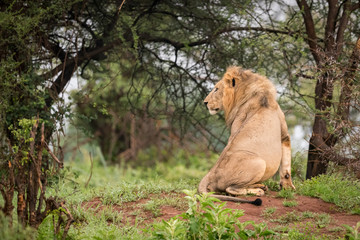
296 0 321 64
335 37 360 134
44 39 121 107
324 0 338 54
336 0 352 57
145 26 297 50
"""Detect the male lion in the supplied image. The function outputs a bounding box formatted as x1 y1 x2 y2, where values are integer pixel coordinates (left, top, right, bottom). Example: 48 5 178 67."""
199 66 295 206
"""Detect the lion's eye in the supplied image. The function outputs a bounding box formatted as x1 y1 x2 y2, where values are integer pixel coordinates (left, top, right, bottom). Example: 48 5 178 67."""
214 88 218 92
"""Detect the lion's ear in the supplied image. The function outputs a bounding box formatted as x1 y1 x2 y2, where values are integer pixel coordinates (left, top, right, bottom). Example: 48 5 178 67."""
224 76 236 88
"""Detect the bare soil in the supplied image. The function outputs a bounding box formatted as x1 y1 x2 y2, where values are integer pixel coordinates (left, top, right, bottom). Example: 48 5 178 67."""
83 191 360 238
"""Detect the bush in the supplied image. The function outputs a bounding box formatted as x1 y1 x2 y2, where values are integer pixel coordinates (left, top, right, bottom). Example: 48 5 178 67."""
150 190 276 239
0 212 36 240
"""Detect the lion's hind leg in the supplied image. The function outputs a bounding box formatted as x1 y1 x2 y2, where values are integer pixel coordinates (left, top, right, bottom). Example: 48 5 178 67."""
226 186 265 197
219 153 266 197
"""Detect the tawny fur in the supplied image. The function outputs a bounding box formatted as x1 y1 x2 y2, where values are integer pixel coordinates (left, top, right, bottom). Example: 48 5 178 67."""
199 66 295 203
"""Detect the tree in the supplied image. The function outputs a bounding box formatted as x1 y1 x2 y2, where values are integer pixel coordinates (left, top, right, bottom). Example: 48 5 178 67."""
0 0 279 225
295 0 360 178
1 0 359 228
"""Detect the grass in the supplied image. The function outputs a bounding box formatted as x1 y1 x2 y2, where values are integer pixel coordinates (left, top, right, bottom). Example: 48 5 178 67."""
41 146 214 239
297 174 360 214
271 210 332 230
3 143 360 239
261 207 277 218
142 195 187 217
276 188 296 199
283 200 298 207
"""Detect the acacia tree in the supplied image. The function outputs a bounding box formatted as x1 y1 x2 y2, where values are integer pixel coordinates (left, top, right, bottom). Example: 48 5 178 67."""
1 0 360 228
295 0 360 178
75 0 360 179
0 0 284 226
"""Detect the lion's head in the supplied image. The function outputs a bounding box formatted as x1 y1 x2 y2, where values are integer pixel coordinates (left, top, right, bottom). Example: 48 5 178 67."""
204 66 277 124
204 81 224 115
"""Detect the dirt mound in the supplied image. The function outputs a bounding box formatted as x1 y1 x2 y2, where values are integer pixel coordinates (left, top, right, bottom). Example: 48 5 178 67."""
83 191 360 238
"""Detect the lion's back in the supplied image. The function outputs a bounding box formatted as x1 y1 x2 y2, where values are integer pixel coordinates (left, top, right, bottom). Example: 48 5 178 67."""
229 107 282 178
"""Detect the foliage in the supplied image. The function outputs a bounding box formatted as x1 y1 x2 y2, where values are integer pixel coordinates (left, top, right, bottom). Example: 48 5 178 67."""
271 210 331 229
0 212 36 240
344 222 360 240
297 174 360 214
282 200 298 207
150 190 276 240
37 210 64 240
0 0 79 227
261 207 277 219
35 150 360 239
276 188 295 199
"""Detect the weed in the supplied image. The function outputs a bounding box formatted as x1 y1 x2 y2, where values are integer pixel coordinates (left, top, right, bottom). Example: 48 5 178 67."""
150 190 277 239
343 222 360 240
286 222 334 240
301 211 315 219
143 200 162 217
262 207 277 218
143 196 187 217
276 188 295 199
315 213 331 228
130 209 143 216
329 226 343 232
271 211 300 224
99 206 123 224
0 212 36 240
283 200 298 207
263 178 280 191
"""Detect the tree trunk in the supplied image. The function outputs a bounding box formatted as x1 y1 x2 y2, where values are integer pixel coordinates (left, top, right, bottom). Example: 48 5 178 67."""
305 72 333 179
306 134 328 179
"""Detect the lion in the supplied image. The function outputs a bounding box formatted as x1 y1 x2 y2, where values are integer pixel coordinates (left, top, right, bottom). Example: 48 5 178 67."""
198 66 295 206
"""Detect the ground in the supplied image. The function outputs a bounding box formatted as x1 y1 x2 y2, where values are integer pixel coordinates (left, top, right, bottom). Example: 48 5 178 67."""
83 191 360 238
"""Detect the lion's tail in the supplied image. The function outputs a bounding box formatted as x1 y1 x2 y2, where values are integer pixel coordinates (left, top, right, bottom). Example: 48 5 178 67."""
198 173 262 206
211 194 262 206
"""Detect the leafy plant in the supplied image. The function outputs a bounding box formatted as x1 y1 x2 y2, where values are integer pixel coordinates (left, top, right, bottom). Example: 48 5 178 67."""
143 196 187 218
0 212 36 240
283 200 298 207
344 222 360 240
262 207 277 219
315 213 331 229
276 188 295 199
150 190 276 239
271 211 301 224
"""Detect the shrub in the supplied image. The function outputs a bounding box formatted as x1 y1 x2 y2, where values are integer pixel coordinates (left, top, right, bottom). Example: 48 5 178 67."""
0 212 36 240
150 190 276 239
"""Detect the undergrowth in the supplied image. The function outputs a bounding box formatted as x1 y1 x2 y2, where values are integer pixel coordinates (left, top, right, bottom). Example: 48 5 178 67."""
3 143 360 239
298 174 360 214
0 212 36 240
150 190 276 239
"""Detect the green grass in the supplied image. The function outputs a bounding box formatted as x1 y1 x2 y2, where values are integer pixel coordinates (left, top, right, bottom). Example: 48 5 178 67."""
261 207 277 218
297 174 360 214
3 143 360 239
276 188 296 199
283 200 298 207
271 210 331 228
0 212 36 240
40 148 214 239
142 195 187 217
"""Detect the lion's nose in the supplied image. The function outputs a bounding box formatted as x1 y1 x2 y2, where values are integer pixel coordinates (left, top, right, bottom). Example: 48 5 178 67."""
204 102 208 106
